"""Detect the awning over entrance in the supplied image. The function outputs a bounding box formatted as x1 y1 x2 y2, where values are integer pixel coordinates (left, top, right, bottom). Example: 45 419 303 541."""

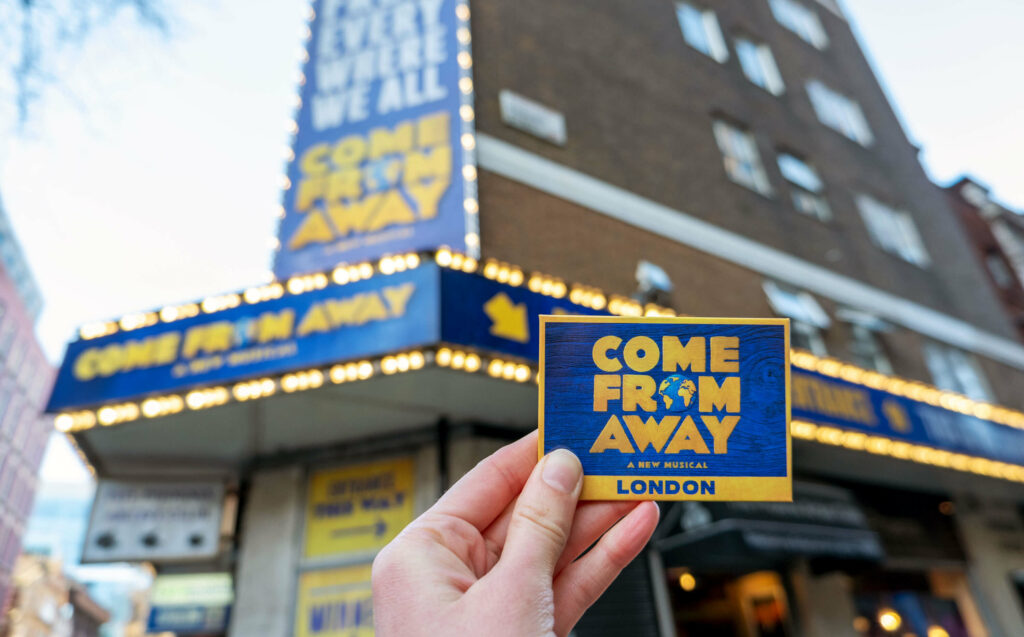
657 482 884 572
45 251 1024 486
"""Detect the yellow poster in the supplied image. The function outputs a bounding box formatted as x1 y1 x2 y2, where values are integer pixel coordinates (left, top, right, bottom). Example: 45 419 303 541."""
304 458 414 558
294 563 374 637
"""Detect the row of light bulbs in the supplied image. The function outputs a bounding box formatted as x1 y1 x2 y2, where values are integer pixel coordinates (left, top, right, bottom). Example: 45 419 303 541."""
78 252 421 341
790 350 1024 430
434 249 677 317
54 351 427 433
79 236 685 343
791 419 1024 482
56 358 1024 485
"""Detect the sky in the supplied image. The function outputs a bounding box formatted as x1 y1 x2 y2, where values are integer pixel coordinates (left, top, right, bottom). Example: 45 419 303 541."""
3 0 1023 482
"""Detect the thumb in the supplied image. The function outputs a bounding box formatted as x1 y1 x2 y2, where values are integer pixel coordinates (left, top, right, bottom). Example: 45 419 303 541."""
497 449 583 578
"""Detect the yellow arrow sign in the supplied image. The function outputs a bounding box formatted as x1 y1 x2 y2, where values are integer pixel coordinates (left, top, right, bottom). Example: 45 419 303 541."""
484 292 530 343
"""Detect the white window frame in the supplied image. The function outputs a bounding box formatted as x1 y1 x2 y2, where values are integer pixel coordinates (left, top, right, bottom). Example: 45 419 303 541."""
985 252 1015 289
735 37 785 95
792 320 828 356
848 324 892 374
923 343 993 402
806 80 873 146
777 152 831 221
763 280 830 355
712 120 772 195
856 194 930 267
676 2 730 63
768 0 828 49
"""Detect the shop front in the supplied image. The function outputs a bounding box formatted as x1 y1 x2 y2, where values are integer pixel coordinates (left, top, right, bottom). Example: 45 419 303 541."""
627 351 1024 637
46 252 1024 637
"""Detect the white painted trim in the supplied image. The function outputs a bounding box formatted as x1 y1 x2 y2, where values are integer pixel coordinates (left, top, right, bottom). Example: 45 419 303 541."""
476 134 1024 370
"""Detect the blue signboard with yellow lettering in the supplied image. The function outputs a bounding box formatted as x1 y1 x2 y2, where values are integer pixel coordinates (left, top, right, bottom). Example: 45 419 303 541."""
440 268 605 361
274 0 477 279
540 316 791 501
792 369 1024 466
47 266 440 411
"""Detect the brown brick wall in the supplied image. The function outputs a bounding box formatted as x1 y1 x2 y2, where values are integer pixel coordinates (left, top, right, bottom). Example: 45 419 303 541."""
469 0 1016 339
479 171 1024 410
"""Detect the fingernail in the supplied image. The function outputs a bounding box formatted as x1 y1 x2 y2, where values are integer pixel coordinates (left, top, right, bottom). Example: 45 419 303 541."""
542 449 582 493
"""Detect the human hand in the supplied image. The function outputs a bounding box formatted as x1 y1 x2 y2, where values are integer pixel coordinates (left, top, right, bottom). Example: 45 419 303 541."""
372 430 660 636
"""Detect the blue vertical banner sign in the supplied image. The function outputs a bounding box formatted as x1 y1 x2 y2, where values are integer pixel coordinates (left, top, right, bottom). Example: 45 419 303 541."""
275 0 479 279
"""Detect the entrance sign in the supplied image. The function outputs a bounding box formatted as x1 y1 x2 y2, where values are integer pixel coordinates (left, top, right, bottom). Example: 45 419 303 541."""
147 573 233 635
539 316 791 501
274 0 478 279
304 457 415 559
82 481 224 563
295 563 374 637
792 368 1024 466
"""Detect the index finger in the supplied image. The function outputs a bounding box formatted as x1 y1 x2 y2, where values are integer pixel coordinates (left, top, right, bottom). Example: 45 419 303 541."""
429 430 538 530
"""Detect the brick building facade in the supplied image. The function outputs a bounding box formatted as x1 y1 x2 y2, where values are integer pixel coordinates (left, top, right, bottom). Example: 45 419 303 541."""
471 0 1024 407
0 199 54 623
944 177 1024 343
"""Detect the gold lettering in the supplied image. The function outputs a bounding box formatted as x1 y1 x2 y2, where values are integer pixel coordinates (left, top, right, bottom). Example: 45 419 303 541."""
406 178 449 219
382 283 415 316
369 122 414 159
710 336 739 372
593 374 621 411
662 336 706 372
592 336 622 372
331 135 366 166
72 349 100 381
365 190 416 232
701 415 740 454
300 143 332 177
327 195 382 236
257 310 295 343
297 304 331 337
403 146 452 184
664 416 710 454
416 112 450 148
295 176 327 211
623 415 680 453
623 374 657 412
590 415 636 453
623 336 660 372
699 376 741 412
287 210 335 249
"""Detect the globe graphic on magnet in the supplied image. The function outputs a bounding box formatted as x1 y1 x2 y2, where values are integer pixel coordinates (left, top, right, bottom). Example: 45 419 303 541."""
658 374 697 411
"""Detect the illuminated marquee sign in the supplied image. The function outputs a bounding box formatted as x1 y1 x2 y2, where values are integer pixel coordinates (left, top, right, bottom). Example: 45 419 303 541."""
48 264 611 412
48 266 440 410
540 316 791 501
792 369 1024 466
274 0 478 279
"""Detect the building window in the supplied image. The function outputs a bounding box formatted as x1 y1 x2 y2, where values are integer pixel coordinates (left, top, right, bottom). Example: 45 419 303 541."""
777 153 831 221
837 310 893 374
735 38 784 95
676 3 729 63
806 80 873 145
762 281 830 356
856 195 930 266
712 120 771 195
985 252 1015 289
791 321 828 356
923 343 993 402
768 0 828 49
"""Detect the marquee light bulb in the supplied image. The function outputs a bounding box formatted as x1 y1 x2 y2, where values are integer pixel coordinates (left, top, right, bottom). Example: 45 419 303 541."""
678 573 696 591
877 609 901 632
